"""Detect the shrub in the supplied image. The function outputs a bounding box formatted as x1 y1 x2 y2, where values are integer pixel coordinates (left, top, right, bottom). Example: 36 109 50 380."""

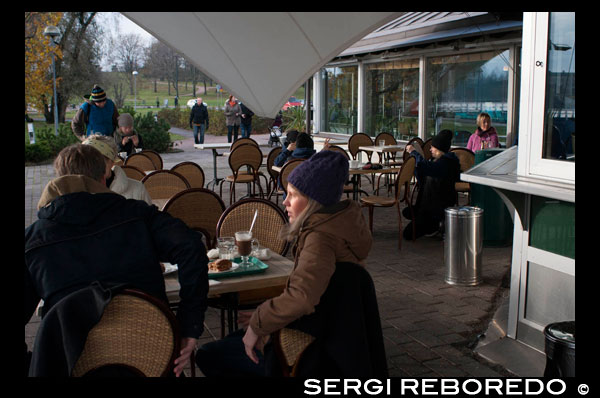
135 112 171 153
119 105 136 118
25 141 52 164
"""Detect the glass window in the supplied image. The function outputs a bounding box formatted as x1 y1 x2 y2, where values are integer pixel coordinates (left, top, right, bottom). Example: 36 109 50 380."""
319 66 358 134
542 12 575 162
364 59 419 140
426 50 510 147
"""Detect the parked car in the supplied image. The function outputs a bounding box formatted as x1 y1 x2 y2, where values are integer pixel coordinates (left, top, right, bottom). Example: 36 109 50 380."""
282 96 304 111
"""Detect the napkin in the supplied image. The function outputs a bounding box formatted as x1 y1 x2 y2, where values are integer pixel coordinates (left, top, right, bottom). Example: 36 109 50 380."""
207 249 220 259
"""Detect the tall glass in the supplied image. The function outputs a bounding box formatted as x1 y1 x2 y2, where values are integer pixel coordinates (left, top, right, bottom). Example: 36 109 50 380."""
235 231 253 269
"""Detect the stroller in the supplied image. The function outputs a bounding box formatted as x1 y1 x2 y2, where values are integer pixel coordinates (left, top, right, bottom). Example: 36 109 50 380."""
268 126 283 147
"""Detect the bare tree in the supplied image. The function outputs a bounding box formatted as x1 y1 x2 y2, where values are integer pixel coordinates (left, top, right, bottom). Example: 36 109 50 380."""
107 33 145 95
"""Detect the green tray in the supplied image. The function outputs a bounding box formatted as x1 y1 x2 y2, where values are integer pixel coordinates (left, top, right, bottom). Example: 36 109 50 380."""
208 256 269 279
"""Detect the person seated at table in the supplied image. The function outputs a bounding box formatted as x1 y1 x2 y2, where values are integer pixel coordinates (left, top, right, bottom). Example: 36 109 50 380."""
195 150 373 376
274 132 315 167
82 134 152 205
113 113 144 156
25 143 209 377
466 112 499 152
403 129 460 239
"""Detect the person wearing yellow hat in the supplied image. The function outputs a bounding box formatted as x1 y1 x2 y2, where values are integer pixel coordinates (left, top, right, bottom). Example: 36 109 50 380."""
82 135 152 205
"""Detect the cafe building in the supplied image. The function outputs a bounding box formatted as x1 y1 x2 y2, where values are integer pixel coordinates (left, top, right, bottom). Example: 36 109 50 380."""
309 12 575 369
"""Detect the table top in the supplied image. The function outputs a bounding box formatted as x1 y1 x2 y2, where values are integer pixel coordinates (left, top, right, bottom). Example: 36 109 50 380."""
272 164 398 174
194 142 272 150
164 252 294 301
359 144 405 152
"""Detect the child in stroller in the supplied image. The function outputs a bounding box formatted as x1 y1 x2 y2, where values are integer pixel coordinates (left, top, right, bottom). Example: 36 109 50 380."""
269 112 284 147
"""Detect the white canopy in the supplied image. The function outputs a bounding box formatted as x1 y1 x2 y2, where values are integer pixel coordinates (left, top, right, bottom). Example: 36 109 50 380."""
122 12 403 117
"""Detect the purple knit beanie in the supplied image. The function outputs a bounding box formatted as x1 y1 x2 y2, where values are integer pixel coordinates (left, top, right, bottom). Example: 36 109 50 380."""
287 150 349 206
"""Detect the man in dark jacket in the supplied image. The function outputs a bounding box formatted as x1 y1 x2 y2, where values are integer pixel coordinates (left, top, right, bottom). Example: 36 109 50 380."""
274 132 315 167
24 144 209 377
239 102 255 139
189 97 210 144
404 129 460 239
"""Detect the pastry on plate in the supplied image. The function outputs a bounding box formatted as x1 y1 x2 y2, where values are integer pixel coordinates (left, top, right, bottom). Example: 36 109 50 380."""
209 258 233 272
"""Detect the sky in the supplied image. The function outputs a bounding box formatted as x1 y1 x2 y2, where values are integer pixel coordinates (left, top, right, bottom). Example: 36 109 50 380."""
97 12 155 70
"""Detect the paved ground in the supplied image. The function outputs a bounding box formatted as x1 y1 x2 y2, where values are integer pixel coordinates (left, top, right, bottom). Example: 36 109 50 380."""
25 128 514 377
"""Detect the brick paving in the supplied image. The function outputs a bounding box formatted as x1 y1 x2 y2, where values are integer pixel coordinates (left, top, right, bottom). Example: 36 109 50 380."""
24 129 514 377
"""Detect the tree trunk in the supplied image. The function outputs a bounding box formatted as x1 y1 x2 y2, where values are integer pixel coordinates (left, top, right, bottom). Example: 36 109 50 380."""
153 79 157 93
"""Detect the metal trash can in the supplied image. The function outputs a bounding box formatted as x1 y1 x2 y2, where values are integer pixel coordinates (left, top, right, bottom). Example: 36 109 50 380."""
444 206 484 286
544 321 575 377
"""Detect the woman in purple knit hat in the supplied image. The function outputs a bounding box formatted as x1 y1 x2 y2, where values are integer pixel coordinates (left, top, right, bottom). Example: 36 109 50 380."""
195 150 373 376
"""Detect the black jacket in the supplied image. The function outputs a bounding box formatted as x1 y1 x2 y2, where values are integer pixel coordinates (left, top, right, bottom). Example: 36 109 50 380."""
239 103 254 126
24 190 209 339
28 282 126 377
189 103 209 126
264 262 388 378
411 150 460 223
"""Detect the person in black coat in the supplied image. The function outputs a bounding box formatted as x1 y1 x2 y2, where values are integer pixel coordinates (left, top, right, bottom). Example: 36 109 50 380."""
189 98 210 144
239 102 255 139
403 130 460 239
24 144 209 377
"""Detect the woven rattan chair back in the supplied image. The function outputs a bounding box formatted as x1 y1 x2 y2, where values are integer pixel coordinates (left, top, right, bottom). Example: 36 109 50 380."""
171 162 205 188
141 170 191 200
450 148 475 172
272 328 316 377
228 143 263 175
230 137 259 152
278 158 305 193
163 188 226 249
217 198 289 256
422 138 433 160
120 165 146 181
374 132 397 146
139 150 163 170
403 137 425 160
266 146 282 181
124 152 157 172
71 289 179 377
327 145 350 160
348 133 374 161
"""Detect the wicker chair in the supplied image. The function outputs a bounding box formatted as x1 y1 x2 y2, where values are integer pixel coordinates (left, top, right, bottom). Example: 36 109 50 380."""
274 158 305 205
171 162 205 188
360 156 416 250
375 132 401 165
212 198 290 337
326 145 349 159
348 133 376 190
230 137 259 151
124 152 157 172
120 165 146 181
220 143 264 205
71 289 180 377
141 170 191 202
139 150 163 170
266 146 282 201
422 138 433 160
402 137 425 162
450 148 475 205
163 188 226 249
271 328 316 377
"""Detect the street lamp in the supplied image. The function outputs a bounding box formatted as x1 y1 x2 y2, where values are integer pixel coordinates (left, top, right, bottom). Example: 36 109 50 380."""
132 71 138 110
43 25 60 136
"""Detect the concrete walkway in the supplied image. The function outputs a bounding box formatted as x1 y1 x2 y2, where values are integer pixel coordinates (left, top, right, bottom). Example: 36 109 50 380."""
25 129 515 377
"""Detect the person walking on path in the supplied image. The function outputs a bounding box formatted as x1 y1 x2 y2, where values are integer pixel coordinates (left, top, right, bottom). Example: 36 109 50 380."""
189 98 210 144
239 102 254 139
224 95 241 143
71 85 119 140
